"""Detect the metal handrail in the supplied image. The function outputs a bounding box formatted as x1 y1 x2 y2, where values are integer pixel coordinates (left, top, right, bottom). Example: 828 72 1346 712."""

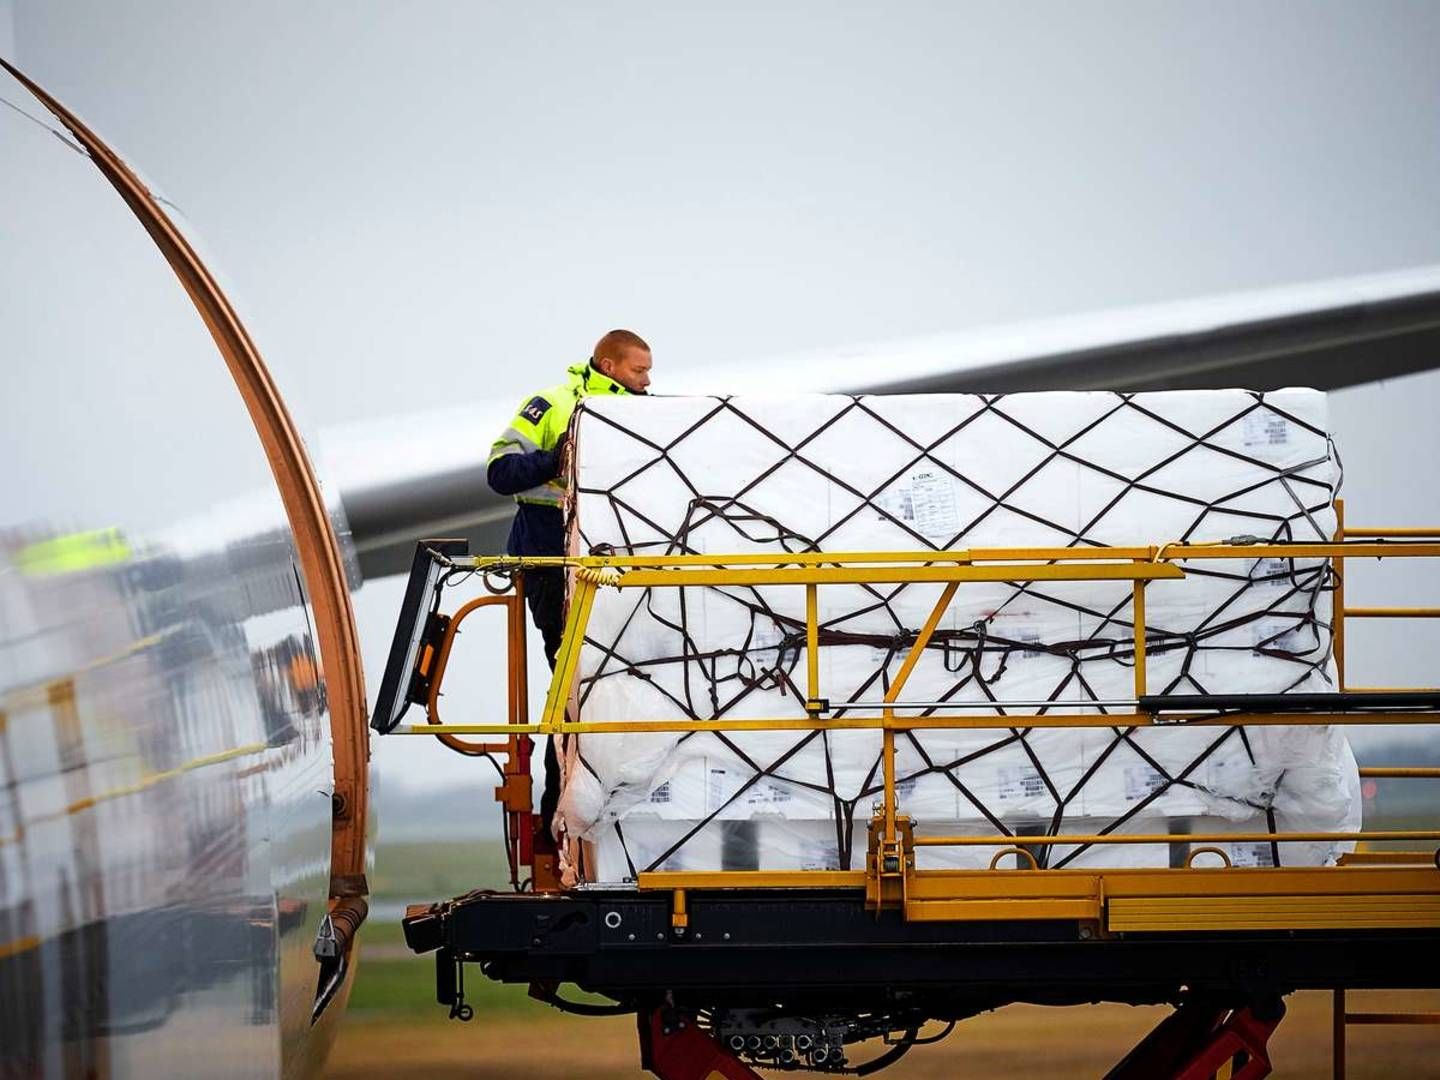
911 830 1440 849
405 525 1440 861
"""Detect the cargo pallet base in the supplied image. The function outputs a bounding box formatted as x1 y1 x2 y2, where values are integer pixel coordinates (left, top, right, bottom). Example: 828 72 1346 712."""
376 512 1440 1079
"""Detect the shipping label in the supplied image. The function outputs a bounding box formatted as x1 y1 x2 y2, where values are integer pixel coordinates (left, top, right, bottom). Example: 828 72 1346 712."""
909 465 962 539
1251 616 1306 654
873 464 962 540
1254 557 1290 587
1016 628 1044 658
874 486 916 524
746 781 793 806
1242 411 1290 448
1124 765 1166 801
1227 842 1275 868
707 766 740 812
801 840 840 872
997 765 1045 801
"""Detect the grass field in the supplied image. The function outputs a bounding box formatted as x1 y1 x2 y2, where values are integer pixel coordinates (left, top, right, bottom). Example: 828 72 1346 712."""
368 839 516 904
330 840 1440 1078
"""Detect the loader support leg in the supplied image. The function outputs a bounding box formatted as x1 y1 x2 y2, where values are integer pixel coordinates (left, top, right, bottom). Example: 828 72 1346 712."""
1106 995 1284 1080
638 1008 763 1080
1174 1002 1283 1080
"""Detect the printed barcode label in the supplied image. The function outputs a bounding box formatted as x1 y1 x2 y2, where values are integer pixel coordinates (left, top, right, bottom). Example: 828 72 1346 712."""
1017 630 1044 658
708 767 739 811
998 766 1045 800
745 781 792 805
1124 766 1166 801
1255 558 1290 587
875 486 916 522
1242 412 1290 448
1228 843 1274 868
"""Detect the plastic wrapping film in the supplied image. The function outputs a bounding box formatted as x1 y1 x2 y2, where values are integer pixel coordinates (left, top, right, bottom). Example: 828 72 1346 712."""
557 390 1358 883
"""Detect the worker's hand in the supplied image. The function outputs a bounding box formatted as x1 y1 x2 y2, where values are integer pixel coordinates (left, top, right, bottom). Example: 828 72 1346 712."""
546 431 570 481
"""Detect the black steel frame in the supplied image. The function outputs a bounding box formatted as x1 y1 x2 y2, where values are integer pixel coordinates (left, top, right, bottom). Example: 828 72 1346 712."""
404 889 1440 1018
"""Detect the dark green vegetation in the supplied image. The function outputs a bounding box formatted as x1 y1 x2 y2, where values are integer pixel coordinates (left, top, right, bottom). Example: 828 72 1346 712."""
369 838 516 902
354 839 588 1018
353 920 551 1017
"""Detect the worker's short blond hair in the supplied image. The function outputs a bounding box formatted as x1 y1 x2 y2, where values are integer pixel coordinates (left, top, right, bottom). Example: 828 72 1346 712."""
593 329 650 363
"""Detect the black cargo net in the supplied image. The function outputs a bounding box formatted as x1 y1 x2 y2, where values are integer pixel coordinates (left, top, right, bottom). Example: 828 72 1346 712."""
562 392 1342 877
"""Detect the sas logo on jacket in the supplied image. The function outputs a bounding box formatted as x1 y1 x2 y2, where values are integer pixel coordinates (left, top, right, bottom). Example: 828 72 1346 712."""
521 396 551 424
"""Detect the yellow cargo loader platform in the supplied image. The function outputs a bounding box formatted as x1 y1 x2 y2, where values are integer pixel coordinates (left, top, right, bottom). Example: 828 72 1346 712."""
379 510 1440 1079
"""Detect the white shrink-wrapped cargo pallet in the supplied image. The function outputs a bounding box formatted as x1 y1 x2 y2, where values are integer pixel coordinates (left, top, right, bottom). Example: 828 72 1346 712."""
557 390 1359 883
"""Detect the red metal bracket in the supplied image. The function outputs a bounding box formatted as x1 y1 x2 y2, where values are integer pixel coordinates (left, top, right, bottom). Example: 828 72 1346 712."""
1174 1004 1282 1080
638 1009 763 1080
1106 997 1284 1080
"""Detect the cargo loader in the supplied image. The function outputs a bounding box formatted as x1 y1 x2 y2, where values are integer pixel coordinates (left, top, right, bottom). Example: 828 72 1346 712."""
376 514 1440 1078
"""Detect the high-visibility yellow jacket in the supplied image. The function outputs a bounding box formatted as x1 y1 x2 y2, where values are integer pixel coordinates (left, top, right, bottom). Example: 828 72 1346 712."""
15 527 132 576
486 361 631 555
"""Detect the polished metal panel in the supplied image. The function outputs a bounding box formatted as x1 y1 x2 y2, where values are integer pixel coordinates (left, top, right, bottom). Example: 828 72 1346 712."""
1 69 350 1076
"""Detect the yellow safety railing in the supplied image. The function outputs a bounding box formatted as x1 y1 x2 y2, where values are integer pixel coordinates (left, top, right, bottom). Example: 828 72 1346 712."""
396 525 1440 890
1335 498 1440 693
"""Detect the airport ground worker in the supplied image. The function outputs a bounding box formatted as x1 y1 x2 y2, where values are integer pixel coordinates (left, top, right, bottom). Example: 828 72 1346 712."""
486 328 653 833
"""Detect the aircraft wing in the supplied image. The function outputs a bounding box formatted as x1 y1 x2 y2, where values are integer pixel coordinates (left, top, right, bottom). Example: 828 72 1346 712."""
333 264 1440 578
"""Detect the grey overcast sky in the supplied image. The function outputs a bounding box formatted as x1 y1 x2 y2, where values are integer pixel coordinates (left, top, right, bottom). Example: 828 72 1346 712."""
5 1 1439 791
10 1 1440 420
